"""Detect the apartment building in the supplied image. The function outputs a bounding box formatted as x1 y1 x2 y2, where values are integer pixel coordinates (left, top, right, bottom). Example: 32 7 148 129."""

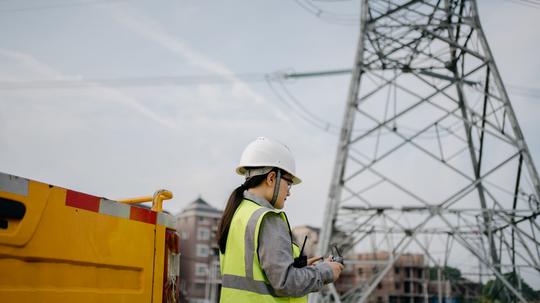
348 252 429 303
292 225 349 257
291 225 320 257
427 278 481 303
175 197 222 303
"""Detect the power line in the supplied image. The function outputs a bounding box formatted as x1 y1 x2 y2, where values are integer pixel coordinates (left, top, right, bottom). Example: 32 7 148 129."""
0 0 127 13
265 76 339 133
1 68 537 138
0 69 351 90
292 0 360 26
506 84 540 98
505 0 540 9
512 0 540 5
0 73 267 89
1 69 537 99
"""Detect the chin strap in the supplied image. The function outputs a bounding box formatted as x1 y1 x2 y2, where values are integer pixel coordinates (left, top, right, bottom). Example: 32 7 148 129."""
270 169 281 207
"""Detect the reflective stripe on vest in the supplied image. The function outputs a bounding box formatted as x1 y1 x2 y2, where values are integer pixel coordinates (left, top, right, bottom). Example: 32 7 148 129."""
244 207 268 280
221 274 276 296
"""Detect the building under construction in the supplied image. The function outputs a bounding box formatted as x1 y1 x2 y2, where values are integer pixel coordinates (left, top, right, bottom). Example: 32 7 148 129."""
335 252 481 303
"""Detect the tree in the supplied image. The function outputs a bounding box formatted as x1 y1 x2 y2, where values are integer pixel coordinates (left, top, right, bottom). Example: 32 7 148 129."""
429 266 462 281
482 272 540 302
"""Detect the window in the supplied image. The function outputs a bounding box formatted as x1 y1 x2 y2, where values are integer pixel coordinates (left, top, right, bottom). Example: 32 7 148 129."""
196 244 209 257
198 217 210 225
181 231 189 240
212 262 221 277
197 227 210 240
195 263 208 276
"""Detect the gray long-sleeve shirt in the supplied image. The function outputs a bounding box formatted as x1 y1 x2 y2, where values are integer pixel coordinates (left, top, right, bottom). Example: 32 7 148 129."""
243 191 334 297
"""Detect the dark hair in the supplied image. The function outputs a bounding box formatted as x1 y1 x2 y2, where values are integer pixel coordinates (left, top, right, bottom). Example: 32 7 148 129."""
217 172 269 254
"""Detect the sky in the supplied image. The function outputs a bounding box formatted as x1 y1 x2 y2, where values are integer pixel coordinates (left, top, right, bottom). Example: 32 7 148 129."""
1 0 540 286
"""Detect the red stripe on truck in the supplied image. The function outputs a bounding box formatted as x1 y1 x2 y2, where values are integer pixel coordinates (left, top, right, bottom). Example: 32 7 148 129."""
66 190 100 212
130 206 157 224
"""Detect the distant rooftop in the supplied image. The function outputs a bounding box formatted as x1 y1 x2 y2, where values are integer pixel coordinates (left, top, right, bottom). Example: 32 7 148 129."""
176 197 222 217
293 225 320 233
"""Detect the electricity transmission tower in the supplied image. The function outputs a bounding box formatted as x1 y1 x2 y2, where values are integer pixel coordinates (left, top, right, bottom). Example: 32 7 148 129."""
315 1 540 302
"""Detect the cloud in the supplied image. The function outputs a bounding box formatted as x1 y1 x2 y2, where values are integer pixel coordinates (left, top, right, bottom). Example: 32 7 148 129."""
101 4 289 122
0 48 180 131
0 49 300 220
0 49 65 80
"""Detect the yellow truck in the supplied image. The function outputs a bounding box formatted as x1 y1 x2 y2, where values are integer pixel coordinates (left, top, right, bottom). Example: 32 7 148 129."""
0 171 180 303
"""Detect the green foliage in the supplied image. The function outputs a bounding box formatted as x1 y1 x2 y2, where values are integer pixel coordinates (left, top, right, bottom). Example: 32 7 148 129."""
427 267 540 302
482 272 540 302
428 266 463 281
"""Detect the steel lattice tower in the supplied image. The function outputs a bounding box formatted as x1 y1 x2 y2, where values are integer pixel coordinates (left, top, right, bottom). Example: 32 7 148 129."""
315 1 540 302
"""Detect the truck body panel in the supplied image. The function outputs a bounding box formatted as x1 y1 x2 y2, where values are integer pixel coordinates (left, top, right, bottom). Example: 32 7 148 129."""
0 172 178 303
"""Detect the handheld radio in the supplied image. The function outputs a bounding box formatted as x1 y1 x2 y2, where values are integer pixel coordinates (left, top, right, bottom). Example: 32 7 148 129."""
331 245 344 265
293 235 308 268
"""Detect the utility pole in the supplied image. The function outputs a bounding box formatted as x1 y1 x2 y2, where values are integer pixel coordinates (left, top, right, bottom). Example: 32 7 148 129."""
315 1 540 302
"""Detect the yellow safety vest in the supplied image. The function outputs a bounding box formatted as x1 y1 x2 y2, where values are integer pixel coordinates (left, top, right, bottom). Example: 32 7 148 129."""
219 199 308 303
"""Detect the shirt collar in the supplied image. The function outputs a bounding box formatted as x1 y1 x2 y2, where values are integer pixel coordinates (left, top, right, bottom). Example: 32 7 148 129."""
243 190 277 210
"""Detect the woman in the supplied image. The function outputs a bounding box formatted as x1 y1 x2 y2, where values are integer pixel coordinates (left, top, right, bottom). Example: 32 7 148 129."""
217 137 344 303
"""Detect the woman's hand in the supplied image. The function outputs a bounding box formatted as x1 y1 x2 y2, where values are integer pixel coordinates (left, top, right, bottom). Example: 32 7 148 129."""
307 256 323 265
325 256 344 282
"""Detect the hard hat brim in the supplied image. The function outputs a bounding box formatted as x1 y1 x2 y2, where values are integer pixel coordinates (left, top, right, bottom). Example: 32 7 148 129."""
236 166 302 185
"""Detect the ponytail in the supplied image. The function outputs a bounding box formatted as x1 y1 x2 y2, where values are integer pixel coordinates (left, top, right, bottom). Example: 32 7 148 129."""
217 173 268 253
217 185 244 254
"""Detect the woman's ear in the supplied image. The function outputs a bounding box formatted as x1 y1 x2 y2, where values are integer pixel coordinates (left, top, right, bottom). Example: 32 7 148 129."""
266 171 276 186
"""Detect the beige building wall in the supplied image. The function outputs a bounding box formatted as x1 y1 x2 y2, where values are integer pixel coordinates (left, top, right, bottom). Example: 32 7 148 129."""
332 251 429 303
175 198 222 303
292 225 320 258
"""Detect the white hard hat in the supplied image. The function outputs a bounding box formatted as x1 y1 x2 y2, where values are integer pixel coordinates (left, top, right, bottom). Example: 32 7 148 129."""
236 137 302 185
